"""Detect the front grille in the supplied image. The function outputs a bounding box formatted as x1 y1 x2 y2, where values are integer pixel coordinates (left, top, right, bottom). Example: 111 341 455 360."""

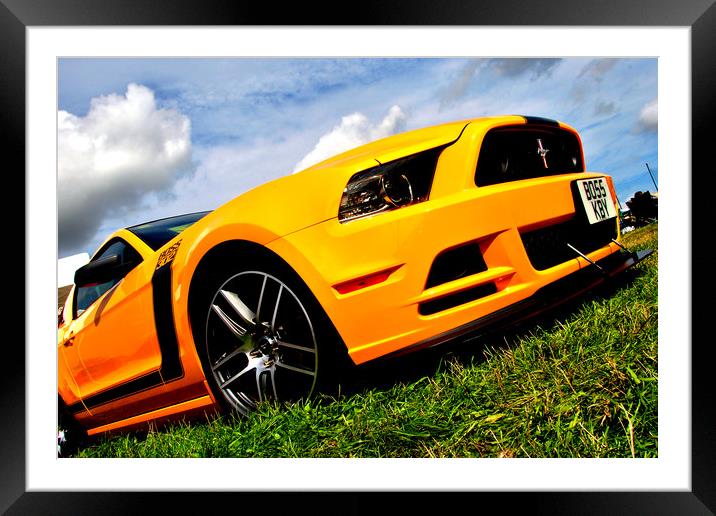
475 125 584 187
520 217 618 271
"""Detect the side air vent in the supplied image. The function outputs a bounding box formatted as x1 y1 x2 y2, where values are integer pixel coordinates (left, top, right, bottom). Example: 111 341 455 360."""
425 243 488 289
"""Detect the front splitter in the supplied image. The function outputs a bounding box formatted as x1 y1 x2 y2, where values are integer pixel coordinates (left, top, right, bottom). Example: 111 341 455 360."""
382 248 654 360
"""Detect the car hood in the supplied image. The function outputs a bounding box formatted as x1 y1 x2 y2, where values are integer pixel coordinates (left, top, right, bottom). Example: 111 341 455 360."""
204 120 471 243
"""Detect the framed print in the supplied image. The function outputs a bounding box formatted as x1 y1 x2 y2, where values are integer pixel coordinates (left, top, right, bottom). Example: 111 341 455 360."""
6 0 714 513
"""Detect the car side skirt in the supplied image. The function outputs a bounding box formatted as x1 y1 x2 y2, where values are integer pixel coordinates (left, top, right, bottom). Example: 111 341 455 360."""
86 394 216 436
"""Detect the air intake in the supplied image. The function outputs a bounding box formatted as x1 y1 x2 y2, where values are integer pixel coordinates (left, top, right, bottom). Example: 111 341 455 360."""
425 243 488 289
419 283 497 316
521 217 617 271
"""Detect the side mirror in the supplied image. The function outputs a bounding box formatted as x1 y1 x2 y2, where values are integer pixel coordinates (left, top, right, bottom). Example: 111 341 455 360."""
74 253 131 287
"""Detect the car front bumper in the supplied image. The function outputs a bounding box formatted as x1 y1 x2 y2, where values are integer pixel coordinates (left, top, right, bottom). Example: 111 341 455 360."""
267 173 644 365
380 247 654 359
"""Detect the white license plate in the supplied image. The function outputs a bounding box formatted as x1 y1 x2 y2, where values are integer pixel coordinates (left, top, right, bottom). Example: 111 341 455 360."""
576 177 617 224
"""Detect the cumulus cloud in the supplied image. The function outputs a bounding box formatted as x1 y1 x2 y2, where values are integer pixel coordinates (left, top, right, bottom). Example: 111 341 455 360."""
635 99 658 133
293 105 407 173
58 83 192 254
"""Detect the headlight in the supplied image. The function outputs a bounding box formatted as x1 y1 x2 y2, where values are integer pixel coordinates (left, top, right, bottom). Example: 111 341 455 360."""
338 146 444 222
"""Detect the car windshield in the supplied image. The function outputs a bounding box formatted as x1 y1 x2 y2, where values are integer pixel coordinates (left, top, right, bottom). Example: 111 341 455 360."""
127 211 211 251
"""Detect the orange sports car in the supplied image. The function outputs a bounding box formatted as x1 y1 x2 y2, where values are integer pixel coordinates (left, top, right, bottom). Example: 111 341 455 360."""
57 115 652 453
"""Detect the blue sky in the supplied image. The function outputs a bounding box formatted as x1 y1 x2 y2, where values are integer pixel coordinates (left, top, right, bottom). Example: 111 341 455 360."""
58 58 657 258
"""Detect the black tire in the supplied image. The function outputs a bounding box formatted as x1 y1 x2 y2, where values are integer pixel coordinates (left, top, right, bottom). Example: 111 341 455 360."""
57 397 87 457
194 250 351 415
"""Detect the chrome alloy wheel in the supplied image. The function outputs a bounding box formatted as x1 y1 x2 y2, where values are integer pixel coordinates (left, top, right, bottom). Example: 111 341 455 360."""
204 271 318 414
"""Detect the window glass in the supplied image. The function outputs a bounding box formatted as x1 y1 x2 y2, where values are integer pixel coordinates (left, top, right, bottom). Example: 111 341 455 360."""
74 239 141 316
128 211 210 251
76 279 119 315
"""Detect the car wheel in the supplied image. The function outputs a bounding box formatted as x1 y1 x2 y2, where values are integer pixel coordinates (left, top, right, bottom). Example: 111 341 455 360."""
200 259 341 415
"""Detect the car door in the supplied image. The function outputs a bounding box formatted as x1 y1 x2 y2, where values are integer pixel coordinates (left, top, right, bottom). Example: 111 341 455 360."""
63 237 165 418
58 295 83 408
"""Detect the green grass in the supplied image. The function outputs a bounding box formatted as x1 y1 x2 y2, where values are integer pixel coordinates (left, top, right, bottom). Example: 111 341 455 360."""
76 224 658 458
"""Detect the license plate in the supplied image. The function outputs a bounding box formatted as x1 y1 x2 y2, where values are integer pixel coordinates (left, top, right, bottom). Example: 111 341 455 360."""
576 177 617 224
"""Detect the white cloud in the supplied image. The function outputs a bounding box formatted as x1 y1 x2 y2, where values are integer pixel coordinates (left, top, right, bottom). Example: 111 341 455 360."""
438 59 562 111
594 100 617 116
577 58 619 81
488 58 562 79
571 59 621 102
440 60 480 109
58 84 192 255
86 131 319 254
292 105 407 173
636 98 658 132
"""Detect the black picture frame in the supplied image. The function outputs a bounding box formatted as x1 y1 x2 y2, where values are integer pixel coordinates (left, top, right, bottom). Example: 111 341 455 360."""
6 1 713 513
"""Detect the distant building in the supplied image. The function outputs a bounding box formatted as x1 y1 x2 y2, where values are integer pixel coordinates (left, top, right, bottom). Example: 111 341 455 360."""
58 253 89 310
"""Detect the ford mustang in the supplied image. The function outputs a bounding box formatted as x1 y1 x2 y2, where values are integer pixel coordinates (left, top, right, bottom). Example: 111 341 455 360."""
57 115 652 454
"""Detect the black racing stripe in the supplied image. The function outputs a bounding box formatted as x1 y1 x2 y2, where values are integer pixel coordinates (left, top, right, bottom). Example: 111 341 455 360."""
521 115 560 127
67 401 83 415
68 372 163 414
68 262 184 414
151 263 184 382
68 402 84 414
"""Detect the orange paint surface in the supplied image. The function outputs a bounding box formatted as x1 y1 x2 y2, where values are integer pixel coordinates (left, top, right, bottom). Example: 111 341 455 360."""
59 116 623 436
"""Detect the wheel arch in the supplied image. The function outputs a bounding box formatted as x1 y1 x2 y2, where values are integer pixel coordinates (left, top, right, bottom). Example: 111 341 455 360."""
185 239 336 355
184 237 353 410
